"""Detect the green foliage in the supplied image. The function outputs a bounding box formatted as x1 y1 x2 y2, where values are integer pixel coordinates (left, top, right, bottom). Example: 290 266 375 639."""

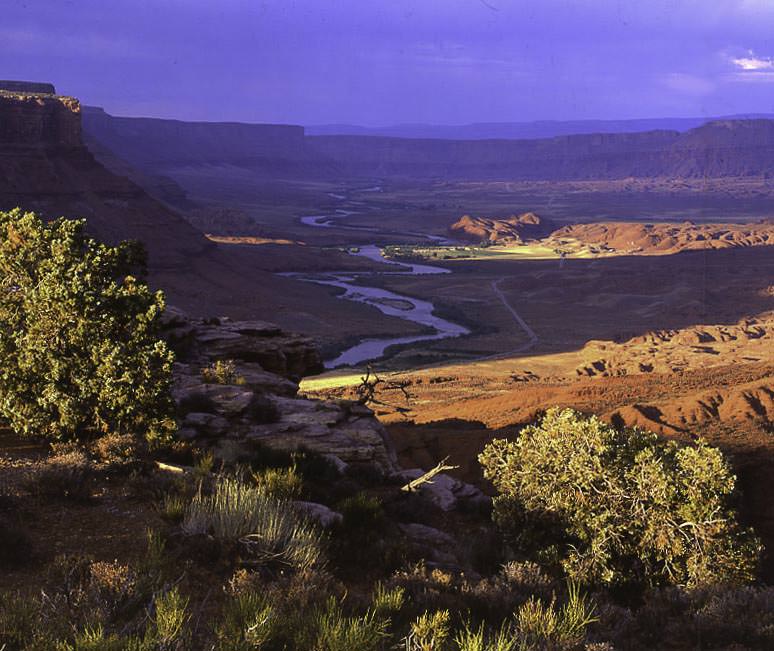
59 624 139 651
407 610 451 650
144 588 190 650
312 597 390 651
337 492 385 531
479 408 761 589
372 583 406 618
515 583 597 650
201 359 245 385
454 622 517 651
214 589 275 650
0 209 175 443
182 475 324 571
160 493 186 523
252 464 304 500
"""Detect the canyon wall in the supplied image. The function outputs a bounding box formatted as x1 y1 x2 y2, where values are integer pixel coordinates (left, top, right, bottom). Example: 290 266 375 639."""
83 107 308 170
81 108 774 183
0 92 81 146
0 89 209 269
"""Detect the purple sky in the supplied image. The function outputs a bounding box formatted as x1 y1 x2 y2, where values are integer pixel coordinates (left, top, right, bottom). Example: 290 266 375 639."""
3 0 774 125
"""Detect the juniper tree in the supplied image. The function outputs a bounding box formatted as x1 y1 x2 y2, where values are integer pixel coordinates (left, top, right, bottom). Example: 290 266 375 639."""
0 209 175 443
479 407 760 589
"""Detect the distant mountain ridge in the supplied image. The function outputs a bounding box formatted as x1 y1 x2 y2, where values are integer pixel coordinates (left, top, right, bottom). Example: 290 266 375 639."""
305 114 774 140
82 107 774 183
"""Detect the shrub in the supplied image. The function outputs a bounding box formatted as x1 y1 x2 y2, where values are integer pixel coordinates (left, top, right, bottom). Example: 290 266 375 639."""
479 408 761 589
406 609 451 650
201 360 245 385
252 465 303 500
0 210 176 444
144 588 190 650
91 433 138 466
337 492 385 531
27 444 94 501
515 583 597 650
182 476 323 571
454 621 517 651
312 597 390 651
160 493 187 523
214 590 275 650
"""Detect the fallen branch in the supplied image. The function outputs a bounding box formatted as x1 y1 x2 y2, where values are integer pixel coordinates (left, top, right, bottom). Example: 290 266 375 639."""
401 457 459 492
155 460 192 474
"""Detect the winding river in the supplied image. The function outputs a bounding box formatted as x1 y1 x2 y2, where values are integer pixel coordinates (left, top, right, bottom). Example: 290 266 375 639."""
293 206 470 368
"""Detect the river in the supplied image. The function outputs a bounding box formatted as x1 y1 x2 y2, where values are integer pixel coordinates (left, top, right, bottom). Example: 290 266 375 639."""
292 206 470 368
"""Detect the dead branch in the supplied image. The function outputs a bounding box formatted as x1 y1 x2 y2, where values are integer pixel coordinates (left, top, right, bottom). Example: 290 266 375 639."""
401 456 459 492
356 365 413 414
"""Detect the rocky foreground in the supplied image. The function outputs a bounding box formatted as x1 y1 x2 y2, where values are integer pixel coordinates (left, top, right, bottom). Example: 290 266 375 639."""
163 307 488 517
163 307 398 472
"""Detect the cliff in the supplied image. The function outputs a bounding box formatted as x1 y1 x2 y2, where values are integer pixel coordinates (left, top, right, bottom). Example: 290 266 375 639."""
0 90 208 269
450 212 556 242
83 107 309 171
0 91 81 146
83 109 774 183
0 85 421 349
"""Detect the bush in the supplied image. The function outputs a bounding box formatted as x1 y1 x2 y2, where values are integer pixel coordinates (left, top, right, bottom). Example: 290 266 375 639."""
0 209 176 444
201 360 245 385
182 475 323 571
479 408 761 589
311 597 390 651
214 590 275 650
27 444 94 501
252 465 303 500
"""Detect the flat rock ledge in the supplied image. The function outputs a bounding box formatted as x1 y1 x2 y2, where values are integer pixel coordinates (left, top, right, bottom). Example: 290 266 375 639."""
164 307 398 473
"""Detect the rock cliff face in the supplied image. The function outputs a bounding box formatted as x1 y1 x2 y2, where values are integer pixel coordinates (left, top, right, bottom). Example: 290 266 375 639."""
0 88 209 269
0 91 81 146
82 108 774 182
547 220 774 254
0 80 56 94
450 212 556 243
83 107 309 172
163 308 398 472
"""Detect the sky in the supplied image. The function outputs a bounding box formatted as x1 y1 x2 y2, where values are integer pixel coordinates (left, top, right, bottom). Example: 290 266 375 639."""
2 0 774 125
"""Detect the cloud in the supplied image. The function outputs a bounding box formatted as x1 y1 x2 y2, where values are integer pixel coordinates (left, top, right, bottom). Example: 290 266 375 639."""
731 51 774 70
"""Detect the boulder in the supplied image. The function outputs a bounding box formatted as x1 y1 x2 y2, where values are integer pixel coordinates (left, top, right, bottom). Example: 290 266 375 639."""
399 522 460 566
166 307 398 473
393 469 489 511
294 501 343 528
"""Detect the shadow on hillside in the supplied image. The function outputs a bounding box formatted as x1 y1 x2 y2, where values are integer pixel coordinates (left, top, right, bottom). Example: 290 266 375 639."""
387 418 507 485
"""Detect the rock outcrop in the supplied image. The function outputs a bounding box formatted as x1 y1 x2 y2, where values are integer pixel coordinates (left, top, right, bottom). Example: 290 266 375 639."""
0 85 209 269
0 80 56 94
164 308 399 472
548 220 774 255
450 213 555 243
0 89 80 146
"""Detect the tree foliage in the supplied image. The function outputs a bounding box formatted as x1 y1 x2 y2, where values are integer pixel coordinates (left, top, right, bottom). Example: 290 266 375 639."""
479 408 760 589
0 209 175 443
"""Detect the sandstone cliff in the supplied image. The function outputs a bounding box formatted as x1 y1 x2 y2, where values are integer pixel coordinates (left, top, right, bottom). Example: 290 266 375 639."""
82 108 774 183
0 88 208 269
450 212 556 243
